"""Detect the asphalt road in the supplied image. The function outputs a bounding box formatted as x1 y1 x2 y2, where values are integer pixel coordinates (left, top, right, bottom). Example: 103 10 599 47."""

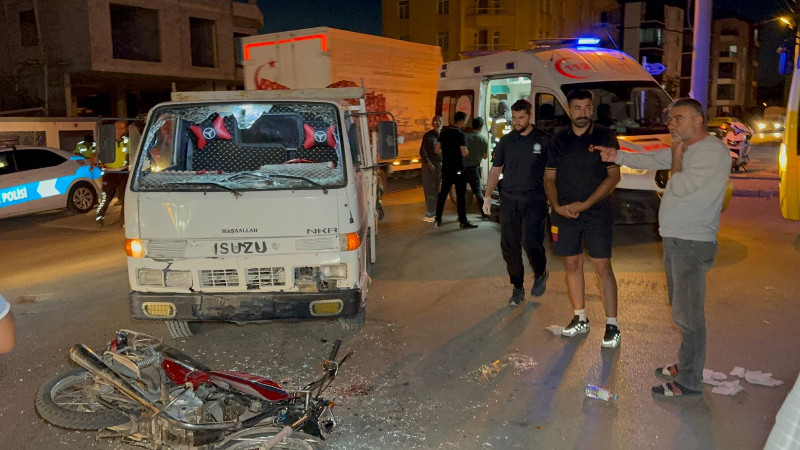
1 166 799 450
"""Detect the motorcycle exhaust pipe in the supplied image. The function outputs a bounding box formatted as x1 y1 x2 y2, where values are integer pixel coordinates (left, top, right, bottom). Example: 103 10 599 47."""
70 344 241 431
69 344 160 413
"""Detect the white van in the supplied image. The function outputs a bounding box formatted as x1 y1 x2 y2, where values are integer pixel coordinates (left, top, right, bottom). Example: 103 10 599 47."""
438 39 674 223
124 88 396 337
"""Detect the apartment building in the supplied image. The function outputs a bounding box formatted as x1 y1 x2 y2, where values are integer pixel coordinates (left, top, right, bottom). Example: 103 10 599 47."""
382 0 619 62
619 0 685 89
0 0 264 117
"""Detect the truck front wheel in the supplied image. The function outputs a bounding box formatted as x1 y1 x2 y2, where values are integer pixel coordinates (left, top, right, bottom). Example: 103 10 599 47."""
165 320 201 338
339 309 365 330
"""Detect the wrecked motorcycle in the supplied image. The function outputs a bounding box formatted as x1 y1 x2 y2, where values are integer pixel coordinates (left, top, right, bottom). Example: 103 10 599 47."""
36 330 350 449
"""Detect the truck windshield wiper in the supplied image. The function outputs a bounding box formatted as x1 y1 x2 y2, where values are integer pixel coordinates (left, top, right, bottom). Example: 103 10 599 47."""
166 182 242 197
224 173 328 194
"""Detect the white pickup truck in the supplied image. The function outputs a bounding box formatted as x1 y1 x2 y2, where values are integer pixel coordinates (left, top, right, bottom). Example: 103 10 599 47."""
123 87 396 337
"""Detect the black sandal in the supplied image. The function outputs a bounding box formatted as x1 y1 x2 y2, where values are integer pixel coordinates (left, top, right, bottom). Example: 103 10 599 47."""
655 364 679 380
652 381 702 397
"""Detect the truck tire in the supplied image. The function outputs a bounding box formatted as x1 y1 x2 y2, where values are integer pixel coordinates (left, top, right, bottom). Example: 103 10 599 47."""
36 368 133 430
67 182 97 214
166 320 201 338
339 308 365 330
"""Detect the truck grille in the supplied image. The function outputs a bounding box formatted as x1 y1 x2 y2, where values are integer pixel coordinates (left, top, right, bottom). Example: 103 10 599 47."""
199 269 239 287
246 267 286 288
145 240 187 258
295 237 337 252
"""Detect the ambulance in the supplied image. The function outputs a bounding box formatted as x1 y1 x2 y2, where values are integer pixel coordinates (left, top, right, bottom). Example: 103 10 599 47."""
437 38 674 223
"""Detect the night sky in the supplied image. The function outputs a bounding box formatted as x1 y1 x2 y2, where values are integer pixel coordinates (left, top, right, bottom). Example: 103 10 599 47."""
257 0 791 87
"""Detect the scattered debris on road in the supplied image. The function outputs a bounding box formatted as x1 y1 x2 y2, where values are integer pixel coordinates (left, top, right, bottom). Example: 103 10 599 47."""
473 353 537 382
545 325 564 335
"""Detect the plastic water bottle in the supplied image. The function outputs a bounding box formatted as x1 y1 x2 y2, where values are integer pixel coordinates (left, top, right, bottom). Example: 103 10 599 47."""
585 385 619 401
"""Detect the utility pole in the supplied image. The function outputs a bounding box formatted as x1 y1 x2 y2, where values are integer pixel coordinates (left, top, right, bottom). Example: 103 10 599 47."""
690 0 713 110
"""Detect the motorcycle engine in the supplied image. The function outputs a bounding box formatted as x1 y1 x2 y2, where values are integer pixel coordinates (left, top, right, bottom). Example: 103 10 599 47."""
165 388 205 423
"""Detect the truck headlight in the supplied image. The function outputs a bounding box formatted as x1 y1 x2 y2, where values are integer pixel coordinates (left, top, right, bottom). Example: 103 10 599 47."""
138 269 163 286
321 264 347 279
165 270 193 288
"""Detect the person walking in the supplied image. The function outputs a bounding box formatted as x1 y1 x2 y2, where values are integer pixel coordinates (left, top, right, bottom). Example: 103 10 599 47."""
96 121 130 226
434 111 477 229
465 117 489 219
598 98 731 396
482 99 550 306
420 116 443 222
543 89 622 348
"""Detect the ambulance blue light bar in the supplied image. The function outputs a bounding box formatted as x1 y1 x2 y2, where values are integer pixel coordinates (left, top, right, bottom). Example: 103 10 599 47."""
577 38 601 46
530 38 601 48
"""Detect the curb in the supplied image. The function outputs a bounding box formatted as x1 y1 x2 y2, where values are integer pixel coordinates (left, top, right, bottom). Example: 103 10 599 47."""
733 189 779 198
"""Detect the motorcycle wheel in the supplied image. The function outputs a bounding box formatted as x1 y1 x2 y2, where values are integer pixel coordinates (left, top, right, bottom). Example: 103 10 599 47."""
216 430 325 450
35 368 133 430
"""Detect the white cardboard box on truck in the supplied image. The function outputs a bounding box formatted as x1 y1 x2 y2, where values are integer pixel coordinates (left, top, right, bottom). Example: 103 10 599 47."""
241 27 442 171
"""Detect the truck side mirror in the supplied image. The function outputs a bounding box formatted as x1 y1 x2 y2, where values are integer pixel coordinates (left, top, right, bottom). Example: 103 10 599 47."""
377 121 397 161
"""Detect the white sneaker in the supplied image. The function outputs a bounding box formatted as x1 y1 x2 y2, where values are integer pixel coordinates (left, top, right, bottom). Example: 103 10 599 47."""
423 216 435 222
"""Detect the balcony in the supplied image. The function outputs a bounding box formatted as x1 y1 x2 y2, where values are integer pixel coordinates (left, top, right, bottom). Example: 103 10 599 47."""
232 0 264 31
465 7 514 28
464 43 511 52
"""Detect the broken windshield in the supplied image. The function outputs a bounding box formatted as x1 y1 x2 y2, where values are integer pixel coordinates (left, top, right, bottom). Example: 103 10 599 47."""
132 102 346 192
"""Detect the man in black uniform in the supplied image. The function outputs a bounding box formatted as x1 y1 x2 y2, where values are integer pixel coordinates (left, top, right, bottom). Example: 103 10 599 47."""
482 99 550 306
434 111 478 229
544 89 622 348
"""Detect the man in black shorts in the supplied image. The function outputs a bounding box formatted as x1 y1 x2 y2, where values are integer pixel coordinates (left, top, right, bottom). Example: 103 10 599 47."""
483 99 550 306
434 111 478 229
544 89 622 348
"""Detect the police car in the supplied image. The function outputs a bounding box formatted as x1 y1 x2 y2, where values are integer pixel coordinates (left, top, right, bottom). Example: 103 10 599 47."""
0 140 102 219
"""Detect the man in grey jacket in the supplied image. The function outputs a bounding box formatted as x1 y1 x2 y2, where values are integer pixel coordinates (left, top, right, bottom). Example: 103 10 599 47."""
598 98 730 397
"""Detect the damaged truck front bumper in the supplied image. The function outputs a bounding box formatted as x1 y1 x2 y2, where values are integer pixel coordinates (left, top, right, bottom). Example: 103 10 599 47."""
130 289 362 322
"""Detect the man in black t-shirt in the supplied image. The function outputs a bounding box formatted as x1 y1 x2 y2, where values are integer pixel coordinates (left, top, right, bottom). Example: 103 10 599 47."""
482 99 551 306
544 89 622 348
433 111 478 229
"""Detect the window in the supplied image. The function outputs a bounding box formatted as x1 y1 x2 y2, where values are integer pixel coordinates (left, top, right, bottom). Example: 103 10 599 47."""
682 30 693 51
478 30 488 45
681 54 692 77
721 28 739 37
14 149 66 172
720 45 738 58
234 32 249 68
0 152 15 176
535 93 568 135
640 28 663 47
717 84 735 101
492 31 500 47
438 0 449 15
435 90 474 127
679 78 691 97
718 62 736 79
437 31 449 51
398 0 409 19
190 18 216 68
642 3 665 22
398 35 410 41
754 29 759 44
110 4 161 62
19 9 38 47
346 116 362 166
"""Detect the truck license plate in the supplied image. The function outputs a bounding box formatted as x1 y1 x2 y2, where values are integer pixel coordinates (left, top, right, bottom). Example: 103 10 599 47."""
213 241 269 255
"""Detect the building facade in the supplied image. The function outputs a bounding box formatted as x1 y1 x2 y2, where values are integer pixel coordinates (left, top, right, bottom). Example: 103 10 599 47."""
619 0 685 93
0 0 264 117
382 0 619 62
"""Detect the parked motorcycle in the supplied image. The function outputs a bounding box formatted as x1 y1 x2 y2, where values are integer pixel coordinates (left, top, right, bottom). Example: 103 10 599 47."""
722 121 753 171
36 330 350 449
